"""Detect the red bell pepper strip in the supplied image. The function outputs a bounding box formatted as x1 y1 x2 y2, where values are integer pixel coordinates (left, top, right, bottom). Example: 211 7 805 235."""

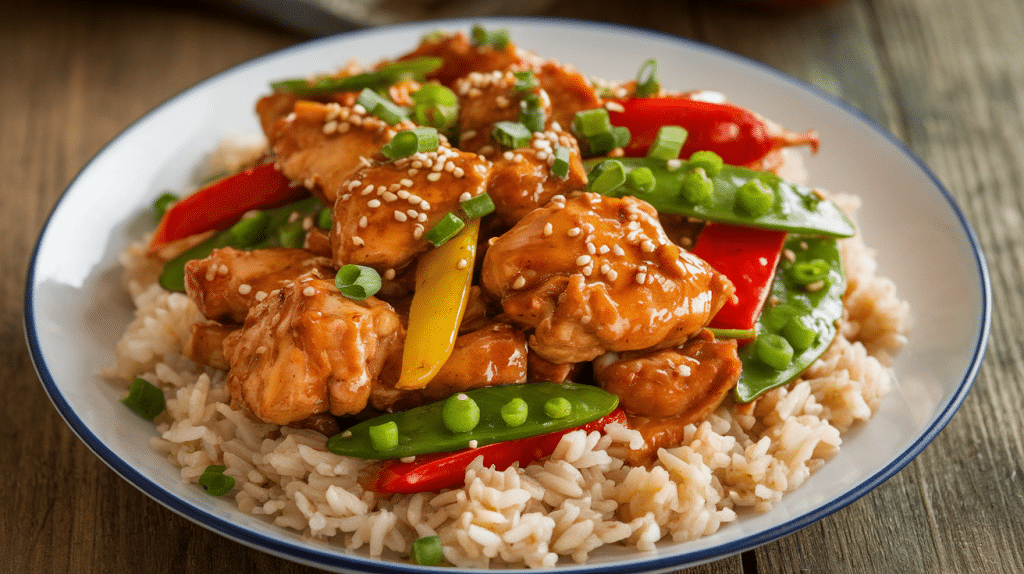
607 96 819 169
369 408 627 494
692 222 787 332
147 162 305 252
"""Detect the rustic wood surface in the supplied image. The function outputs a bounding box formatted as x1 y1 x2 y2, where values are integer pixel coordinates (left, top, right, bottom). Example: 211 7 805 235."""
4 0 1022 572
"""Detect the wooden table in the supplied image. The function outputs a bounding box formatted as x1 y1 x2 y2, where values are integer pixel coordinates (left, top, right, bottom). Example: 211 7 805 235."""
4 0 1022 571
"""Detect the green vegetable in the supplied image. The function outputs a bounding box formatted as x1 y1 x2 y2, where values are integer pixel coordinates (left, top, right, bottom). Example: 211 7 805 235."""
442 393 481 433
369 421 400 452
152 191 177 220
587 159 627 195
755 332 794 370
411 535 445 566
197 464 235 496
681 167 713 206
334 264 382 300
381 127 440 159
159 196 324 292
734 235 846 402
519 99 546 133
688 150 724 177
736 179 775 217
512 70 539 93
459 192 496 220
634 58 660 97
270 57 443 96
492 121 532 149
122 377 165 421
544 397 572 419
706 327 757 340
572 109 631 156
327 381 619 459
471 24 510 49
356 88 408 125
500 398 529 427
551 146 572 179
646 125 687 160
627 166 656 194
316 207 333 230
424 212 465 246
583 156 856 238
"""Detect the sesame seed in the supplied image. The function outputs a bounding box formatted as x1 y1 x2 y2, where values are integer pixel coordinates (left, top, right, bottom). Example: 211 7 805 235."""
394 211 408 222
635 272 647 284
567 227 581 237
606 268 619 280
468 440 479 449
361 184 374 195
323 120 338 134
457 258 468 269
600 264 611 275
576 255 592 266
807 280 825 291
413 224 424 239
417 213 427 222
254 291 268 301
303 286 316 296
427 172 441 181
641 240 656 252
358 216 368 228
613 245 626 256
604 101 625 113
238 284 252 295
337 122 351 134
598 245 610 254
587 242 597 255
667 158 683 170
581 265 593 276
384 268 396 280
459 192 472 202
408 194 422 204
382 191 398 202
580 315 592 325
407 209 418 218
419 200 430 211
543 222 553 236
512 276 526 289
352 236 365 246
367 199 381 208
551 194 566 203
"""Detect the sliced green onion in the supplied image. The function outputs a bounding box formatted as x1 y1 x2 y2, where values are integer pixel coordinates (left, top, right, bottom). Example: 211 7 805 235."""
544 396 572 419
688 150 724 177
551 146 572 179
500 397 529 427
334 264 382 300
460 192 495 220
627 166 656 194
271 57 442 96
198 465 235 496
790 258 831 286
317 207 333 230
783 315 817 351
369 421 399 452
681 167 714 206
424 212 465 246
411 535 445 566
411 84 459 133
470 24 510 49
519 100 546 133
412 83 457 106
646 125 687 160
587 159 627 195
122 378 166 421
356 88 408 125
152 191 177 219
492 121 532 149
442 393 480 433
571 108 612 137
512 70 539 93
755 332 794 371
381 127 440 160
571 109 630 155
634 58 660 97
736 179 775 217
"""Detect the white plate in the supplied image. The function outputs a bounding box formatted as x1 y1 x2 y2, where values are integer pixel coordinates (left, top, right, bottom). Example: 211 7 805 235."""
25 17 990 573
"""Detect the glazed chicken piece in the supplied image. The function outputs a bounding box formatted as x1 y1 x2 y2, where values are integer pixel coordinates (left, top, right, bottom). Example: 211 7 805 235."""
453 68 552 156
183 321 234 370
396 31 528 87
330 141 491 273
262 99 412 205
222 270 403 425
184 246 336 324
533 60 604 133
369 322 528 411
482 192 735 364
485 129 588 227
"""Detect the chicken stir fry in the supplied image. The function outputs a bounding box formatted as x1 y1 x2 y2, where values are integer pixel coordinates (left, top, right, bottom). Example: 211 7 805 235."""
154 26 841 467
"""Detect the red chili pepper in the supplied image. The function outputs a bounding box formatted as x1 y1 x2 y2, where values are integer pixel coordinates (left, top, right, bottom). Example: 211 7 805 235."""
369 408 627 494
148 163 305 252
692 223 787 332
608 96 819 169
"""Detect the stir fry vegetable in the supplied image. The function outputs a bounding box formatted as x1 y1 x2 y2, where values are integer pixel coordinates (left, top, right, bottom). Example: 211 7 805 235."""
270 56 443 96
327 382 620 459
370 409 626 494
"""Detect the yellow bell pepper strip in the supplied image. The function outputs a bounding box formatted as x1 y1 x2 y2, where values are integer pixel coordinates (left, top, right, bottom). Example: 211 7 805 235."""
396 218 480 390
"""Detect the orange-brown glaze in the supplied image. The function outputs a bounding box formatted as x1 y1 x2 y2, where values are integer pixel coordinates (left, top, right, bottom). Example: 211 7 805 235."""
396 32 527 87
481 192 735 364
183 321 234 371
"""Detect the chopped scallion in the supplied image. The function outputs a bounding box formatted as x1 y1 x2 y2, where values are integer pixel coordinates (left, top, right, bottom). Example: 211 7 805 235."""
459 192 496 220
634 58 660 97
492 121 532 149
334 264 382 300
627 166 656 194
551 146 572 179
646 125 687 160
356 88 408 125
587 159 627 195
411 535 445 566
470 24 510 49
519 100 546 133
512 70 539 93
198 465 235 496
122 377 166 421
381 127 440 160
571 108 612 137
424 212 465 246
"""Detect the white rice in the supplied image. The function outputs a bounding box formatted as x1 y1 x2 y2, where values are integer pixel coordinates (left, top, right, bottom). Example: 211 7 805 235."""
104 195 909 567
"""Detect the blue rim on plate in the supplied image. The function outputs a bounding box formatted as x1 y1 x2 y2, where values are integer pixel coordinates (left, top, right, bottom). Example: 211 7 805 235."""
24 17 990 573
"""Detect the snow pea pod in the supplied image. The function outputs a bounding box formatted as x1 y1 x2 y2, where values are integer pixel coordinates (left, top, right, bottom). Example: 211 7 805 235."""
158 196 324 292
271 57 443 96
327 381 619 460
734 235 845 402
584 157 855 238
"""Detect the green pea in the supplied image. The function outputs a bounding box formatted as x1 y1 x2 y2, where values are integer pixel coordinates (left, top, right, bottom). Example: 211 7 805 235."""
783 315 818 351
544 397 572 419
736 179 775 217
442 393 480 433
681 167 713 205
500 398 529 427
369 421 399 452
688 150 724 177
790 258 831 286
755 332 794 371
316 207 333 231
